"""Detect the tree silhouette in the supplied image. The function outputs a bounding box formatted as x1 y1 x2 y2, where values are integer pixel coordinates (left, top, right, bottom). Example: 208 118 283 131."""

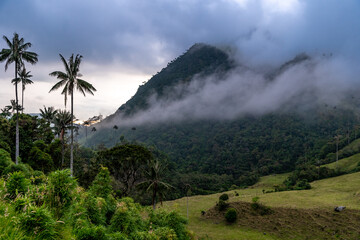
12 67 33 113
49 54 96 175
138 160 173 210
0 33 38 163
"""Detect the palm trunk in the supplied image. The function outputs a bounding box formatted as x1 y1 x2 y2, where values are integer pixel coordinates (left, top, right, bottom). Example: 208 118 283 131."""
15 61 19 164
60 129 65 168
21 83 24 114
70 91 74 176
152 187 157 210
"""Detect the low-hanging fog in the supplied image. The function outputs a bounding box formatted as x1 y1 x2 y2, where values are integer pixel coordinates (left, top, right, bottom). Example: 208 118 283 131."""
111 53 360 127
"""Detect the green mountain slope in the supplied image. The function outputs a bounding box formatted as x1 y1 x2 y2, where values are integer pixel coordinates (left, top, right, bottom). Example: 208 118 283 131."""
84 43 360 193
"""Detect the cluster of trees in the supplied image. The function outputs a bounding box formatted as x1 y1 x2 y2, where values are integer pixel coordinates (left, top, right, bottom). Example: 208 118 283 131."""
0 162 192 239
86 110 360 194
0 32 96 176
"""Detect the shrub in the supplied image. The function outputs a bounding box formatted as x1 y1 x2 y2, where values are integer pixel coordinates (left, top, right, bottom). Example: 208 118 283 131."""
75 225 107 240
46 169 77 217
19 205 57 239
0 148 13 175
217 199 228 211
107 232 128 240
250 197 273 216
0 141 11 153
27 146 54 173
84 194 106 225
3 163 32 178
14 195 31 212
89 166 112 199
30 170 47 185
225 208 237 223
219 193 229 201
149 210 190 240
153 227 177 240
6 171 30 199
295 179 311 190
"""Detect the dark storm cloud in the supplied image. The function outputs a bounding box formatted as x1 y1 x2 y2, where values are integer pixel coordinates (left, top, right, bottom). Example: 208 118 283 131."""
1 0 360 70
0 0 360 119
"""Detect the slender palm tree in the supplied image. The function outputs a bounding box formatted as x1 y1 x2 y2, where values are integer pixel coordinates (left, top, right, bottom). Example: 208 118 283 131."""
0 33 38 163
53 109 72 168
138 160 173 210
39 106 58 126
49 54 96 175
12 68 33 113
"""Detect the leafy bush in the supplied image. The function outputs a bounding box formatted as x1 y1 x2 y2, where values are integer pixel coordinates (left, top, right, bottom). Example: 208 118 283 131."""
27 146 54 173
217 199 228 211
84 194 106 225
75 225 107 240
109 198 145 235
19 205 57 239
0 141 11 153
219 193 229 201
250 197 273 216
3 163 32 178
13 195 31 212
225 208 237 223
149 210 190 240
46 169 77 217
0 148 13 175
30 170 47 185
107 232 128 240
5 171 30 199
295 179 311 190
89 166 112 199
153 227 177 240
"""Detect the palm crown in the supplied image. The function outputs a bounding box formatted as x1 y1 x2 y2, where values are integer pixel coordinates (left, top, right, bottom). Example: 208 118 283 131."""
49 54 96 106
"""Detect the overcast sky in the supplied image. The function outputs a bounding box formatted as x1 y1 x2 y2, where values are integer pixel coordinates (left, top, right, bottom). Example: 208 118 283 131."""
0 0 359 120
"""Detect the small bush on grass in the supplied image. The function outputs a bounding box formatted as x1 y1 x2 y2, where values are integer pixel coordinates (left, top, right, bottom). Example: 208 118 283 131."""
219 193 229 201
217 199 228 211
225 208 237 223
250 197 273 216
19 205 57 239
294 179 311 190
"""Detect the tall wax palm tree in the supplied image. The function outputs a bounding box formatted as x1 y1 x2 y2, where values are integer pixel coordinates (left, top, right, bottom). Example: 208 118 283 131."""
39 106 58 126
138 160 173 210
53 109 72 168
12 68 33 113
49 54 96 175
0 33 38 163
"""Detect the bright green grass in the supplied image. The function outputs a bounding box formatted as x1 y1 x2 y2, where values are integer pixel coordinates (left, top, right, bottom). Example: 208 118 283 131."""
324 153 360 172
161 171 360 239
251 173 290 189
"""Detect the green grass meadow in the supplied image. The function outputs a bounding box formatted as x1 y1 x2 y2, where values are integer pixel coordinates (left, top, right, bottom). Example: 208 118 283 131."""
161 172 360 239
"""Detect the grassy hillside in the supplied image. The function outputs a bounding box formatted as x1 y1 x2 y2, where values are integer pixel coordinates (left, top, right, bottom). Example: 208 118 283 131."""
161 172 360 239
324 153 360 172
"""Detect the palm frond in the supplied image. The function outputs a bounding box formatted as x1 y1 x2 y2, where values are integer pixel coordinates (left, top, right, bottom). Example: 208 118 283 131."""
49 79 68 93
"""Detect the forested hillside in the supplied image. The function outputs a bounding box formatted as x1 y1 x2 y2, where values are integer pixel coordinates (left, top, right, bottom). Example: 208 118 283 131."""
83 44 360 194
